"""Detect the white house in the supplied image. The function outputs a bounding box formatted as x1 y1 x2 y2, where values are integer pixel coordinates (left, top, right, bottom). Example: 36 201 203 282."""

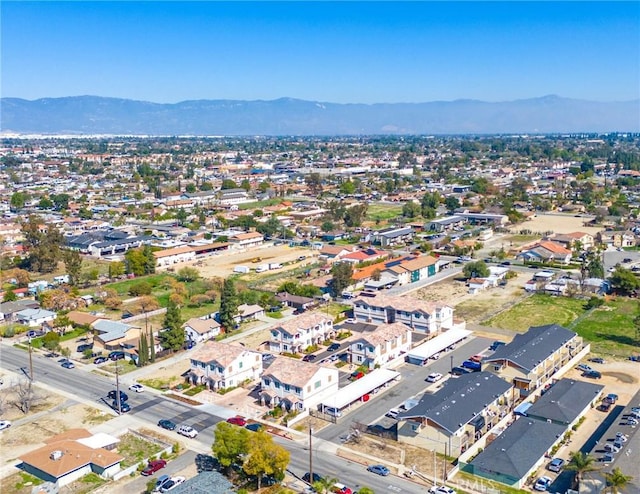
234 304 265 324
348 322 412 369
188 340 263 390
183 317 222 343
260 356 339 412
353 293 455 334
269 312 335 354
229 231 264 249
16 308 56 327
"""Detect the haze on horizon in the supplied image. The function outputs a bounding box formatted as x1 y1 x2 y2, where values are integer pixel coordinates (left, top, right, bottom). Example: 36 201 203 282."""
1 1 639 105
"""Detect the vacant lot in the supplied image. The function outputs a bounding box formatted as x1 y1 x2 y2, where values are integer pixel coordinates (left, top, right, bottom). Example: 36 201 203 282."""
511 213 601 235
365 203 403 224
484 294 639 357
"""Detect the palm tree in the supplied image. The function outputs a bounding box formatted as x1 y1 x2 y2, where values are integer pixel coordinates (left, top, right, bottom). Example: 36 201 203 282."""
565 451 599 488
312 476 338 494
604 467 633 493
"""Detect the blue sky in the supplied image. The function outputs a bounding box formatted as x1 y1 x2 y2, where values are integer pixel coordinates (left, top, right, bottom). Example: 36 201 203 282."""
1 1 638 103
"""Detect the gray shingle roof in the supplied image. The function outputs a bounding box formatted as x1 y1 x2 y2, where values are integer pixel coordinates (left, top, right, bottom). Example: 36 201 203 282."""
171 471 235 494
470 418 566 481
484 324 577 372
526 378 603 425
398 372 511 433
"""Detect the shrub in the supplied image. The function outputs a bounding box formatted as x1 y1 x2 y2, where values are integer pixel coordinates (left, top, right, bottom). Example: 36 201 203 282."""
129 282 152 296
172 442 180 454
584 296 604 310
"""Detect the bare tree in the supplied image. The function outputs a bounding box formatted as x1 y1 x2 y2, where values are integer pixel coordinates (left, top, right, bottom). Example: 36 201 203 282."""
12 380 43 414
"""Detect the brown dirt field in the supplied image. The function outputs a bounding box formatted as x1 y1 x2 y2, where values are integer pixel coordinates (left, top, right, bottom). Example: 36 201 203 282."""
511 213 601 235
173 244 319 279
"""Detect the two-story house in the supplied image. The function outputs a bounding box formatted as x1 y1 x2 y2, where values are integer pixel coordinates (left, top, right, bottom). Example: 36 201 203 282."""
348 322 412 369
183 317 221 343
259 357 339 412
269 312 334 354
482 324 586 397
188 340 263 390
352 293 454 334
397 372 512 457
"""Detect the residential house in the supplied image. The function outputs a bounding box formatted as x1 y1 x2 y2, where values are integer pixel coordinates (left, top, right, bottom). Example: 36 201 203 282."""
154 245 196 268
398 372 512 456
370 226 414 248
348 322 412 369
183 317 221 343
19 429 123 487
92 320 140 352
516 240 572 264
352 293 455 334
269 312 334 354
188 340 262 390
455 211 509 227
340 248 388 265
234 304 265 323
229 231 264 249
425 215 467 233
597 230 636 248
275 292 317 312
170 471 236 494
0 299 40 323
219 188 250 206
259 357 339 412
16 308 56 327
548 231 595 251
318 244 355 263
465 418 566 488
482 324 586 397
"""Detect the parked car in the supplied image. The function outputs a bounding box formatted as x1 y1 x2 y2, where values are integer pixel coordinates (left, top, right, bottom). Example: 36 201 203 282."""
226 416 247 426
302 472 323 484
129 384 144 393
61 361 75 369
547 458 565 472
426 372 443 383
262 353 275 362
0 420 12 431
154 475 171 492
332 482 353 494
605 393 618 403
141 459 167 476
158 419 176 431
111 401 131 413
328 343 341 352
583 370 602 379
367 464 390 476
598 402 612 412
589 357 605 364
94 356 108 364
76 344 93 353
302 354 318 362
450 366 470 376
245 423 264 432
429 487 455 494
462 360 481 371
385 408 400 419
109 351 126 361
489 341 505 351
107 390 128 402
534 476 552 491
160 476 185 492
177 425 198 438
577 364 593 373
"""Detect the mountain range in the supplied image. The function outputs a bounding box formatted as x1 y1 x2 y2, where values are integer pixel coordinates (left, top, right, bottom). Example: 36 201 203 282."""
1 95 638 135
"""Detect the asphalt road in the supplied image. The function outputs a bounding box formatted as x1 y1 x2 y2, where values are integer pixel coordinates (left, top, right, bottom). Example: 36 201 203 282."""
0 344 428 494
317 336 493 443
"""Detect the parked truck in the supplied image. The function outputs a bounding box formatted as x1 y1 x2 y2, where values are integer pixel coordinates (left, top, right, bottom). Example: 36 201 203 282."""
255 264 270 273
269 263 282 270
234 265 250 274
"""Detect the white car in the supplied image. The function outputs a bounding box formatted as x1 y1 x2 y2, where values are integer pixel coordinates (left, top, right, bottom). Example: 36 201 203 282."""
429 486 455 494
0 420 11 431
160 476 186 492
177 425 198 438
426 372 443 383
385 408 400 419
129 384 144 393
534 476 552 491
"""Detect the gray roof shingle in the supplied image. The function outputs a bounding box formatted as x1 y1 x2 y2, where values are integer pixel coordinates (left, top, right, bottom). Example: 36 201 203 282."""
526 378 603 425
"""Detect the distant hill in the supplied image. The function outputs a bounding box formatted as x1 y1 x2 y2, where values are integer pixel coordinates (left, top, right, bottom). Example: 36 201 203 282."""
1 95 638 135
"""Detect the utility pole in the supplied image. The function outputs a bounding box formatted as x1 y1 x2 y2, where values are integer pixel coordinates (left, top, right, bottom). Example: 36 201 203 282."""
28 337 34 383
309 421 314 484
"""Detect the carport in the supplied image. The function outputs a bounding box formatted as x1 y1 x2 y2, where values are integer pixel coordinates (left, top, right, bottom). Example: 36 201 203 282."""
321 368 401 413
405 328 472 365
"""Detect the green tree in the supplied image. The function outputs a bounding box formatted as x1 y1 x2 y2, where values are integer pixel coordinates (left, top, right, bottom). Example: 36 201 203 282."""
219 278 239 331
51 193 71 211
138 331 149 366
240 179 251 191
312 476 338 494
321 221 335 232
463 261 489 279
185 183 197 193
242 431 290 489
402 201 421 218
305 173 323 195
124 248 147 276
444 196 461 212
177 266 200 282
221 179 238 190
343 204 368 227
3 289 17 302
42 331 61 351
633 303 640 345
62 250 83 286
142 245 156 275
356 488 375 494
159 301 184 351
339 180 356 195
10 191 27 211
256 216 282 238
108 261 125 279
38 196 54 209
212 421 250 474
604 467 633 493
330 262 354 297
565 451 599 488
610 266 640 294
22 215 64 273
129 281 153 296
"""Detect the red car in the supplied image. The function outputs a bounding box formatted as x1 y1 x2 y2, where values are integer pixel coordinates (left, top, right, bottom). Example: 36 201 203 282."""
141 459 167 476
226 416 247 427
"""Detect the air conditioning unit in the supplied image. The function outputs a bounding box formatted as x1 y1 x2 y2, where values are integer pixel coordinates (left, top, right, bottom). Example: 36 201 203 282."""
50 450 64 461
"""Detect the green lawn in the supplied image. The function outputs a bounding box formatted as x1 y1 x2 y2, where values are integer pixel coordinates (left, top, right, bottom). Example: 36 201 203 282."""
238 198 287 210
484 294 639 357
484 294 586 331
366 204 403 222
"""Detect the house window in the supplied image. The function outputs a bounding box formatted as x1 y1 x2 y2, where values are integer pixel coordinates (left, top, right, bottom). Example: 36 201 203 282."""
297 402 304 410
295 387 301 394
239 361 243 369
284 384 290 391
209 364 215 371
264 379 270 386
357 356 363 362
275 382 281 389
218 366 224 373
314 380 321 389
357 344 363 351
200 361 206 368
494 365 501 372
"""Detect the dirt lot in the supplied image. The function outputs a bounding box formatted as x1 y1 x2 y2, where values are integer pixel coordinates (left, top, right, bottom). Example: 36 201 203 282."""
171 244 319 279
511 213 601 235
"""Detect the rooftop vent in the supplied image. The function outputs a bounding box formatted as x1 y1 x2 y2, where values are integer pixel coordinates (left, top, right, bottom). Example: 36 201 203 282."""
50 450 64 461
